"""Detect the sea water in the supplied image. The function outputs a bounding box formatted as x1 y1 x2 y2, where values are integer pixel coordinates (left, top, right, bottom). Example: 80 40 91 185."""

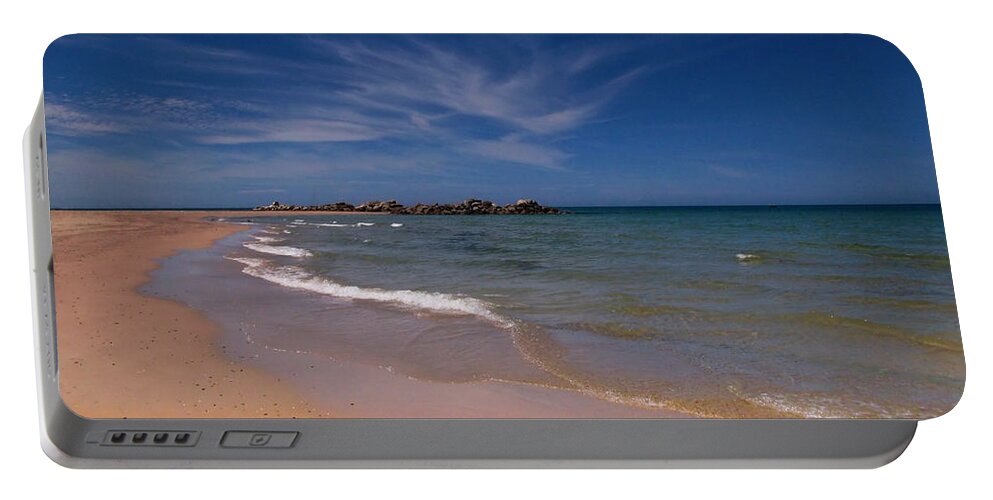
147 205 963 418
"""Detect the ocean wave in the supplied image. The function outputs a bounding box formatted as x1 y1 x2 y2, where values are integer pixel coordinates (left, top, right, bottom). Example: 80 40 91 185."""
609 302 702 318
226 257 512 327
836 242 950 269
227 257 269 267
243 242 313 258
735 253 762 262
307 221 376 228
222 255 788 417
391 223 404 228
574 321 655 340
734 390 919 418
789 311 962 351
252 235 285 244
845 295 958 313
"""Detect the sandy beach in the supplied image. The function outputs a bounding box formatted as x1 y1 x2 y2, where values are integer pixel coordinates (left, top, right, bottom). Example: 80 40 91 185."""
52 210 672 419
52 210 335 418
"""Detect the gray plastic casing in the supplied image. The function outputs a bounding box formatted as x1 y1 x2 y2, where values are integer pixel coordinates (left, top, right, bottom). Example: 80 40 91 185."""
24 98 918 468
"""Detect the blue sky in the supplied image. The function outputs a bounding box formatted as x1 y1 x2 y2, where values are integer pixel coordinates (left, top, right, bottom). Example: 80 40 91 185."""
43 34 938 208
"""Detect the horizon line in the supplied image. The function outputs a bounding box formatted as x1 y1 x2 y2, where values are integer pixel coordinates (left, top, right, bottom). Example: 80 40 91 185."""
51 202 943 211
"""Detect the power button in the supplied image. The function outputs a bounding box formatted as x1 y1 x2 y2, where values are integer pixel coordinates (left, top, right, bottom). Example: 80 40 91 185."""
220 431 298 448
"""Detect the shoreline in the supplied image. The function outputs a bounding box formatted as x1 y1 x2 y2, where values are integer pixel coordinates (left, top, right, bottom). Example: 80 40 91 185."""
52 210 336 418
53 210 680 418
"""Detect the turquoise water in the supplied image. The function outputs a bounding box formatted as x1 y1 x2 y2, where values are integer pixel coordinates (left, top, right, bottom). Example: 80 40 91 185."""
153 205 963 418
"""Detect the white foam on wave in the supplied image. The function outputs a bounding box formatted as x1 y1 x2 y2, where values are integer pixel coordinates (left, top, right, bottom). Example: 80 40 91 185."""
226 257 512 328
228 256 269 267
309 221 376 228
736 253 761 262
252 235 285 244
222 255 717 416
244 242 313 258
283 230 292 234
738 391 899 418
390 223 404 228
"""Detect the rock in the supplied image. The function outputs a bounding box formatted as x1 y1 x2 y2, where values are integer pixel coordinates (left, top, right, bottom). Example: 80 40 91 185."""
252 198 563 215
253 200 284 211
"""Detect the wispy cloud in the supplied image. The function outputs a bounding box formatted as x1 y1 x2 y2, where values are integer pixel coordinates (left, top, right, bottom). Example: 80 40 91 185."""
45 94 219 136
199 118 384 145
462 135 570 170
45 35 656 169
309 37 645 136
45 103 125 135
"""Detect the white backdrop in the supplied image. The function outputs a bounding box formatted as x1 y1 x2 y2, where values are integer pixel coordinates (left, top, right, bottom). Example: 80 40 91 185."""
0 1 988 497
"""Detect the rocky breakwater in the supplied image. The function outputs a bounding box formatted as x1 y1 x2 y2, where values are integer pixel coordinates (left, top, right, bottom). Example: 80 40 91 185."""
253 198 563 215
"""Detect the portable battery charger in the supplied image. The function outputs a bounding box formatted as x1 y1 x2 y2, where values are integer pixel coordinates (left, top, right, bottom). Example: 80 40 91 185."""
25 34 962 468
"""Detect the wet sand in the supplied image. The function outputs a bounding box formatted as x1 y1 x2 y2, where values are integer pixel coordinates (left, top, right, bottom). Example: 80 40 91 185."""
52 210 676 418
